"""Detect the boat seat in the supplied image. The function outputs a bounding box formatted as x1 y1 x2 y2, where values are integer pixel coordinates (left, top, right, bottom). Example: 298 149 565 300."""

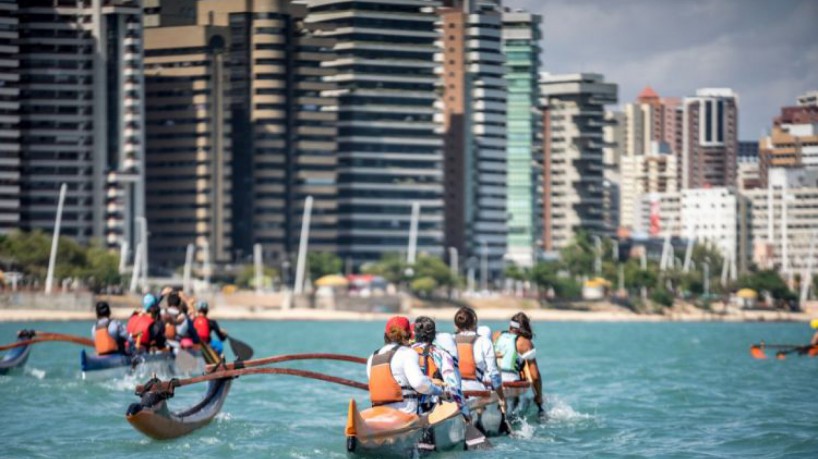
359 406 419 432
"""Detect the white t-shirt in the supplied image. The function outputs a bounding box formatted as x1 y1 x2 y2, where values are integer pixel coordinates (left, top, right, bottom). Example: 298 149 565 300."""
456 331 502 392
366 344 441 414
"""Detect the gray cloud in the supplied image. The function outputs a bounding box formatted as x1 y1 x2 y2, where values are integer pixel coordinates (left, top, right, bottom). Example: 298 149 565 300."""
508 0 818 139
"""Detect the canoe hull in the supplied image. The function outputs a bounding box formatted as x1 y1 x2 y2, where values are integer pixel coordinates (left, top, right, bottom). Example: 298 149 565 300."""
425 411 466 451
468 384 533 436
345 400 464 457
0 340 31 375
126 378 232 440
81 349 203 380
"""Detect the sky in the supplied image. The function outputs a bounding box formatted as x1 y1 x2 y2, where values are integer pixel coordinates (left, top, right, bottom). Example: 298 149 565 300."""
508 0 818 140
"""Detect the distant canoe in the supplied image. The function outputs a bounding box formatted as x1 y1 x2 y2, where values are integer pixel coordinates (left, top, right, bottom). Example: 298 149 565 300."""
0 336 32 375
81 349 204 380
126 377 232 440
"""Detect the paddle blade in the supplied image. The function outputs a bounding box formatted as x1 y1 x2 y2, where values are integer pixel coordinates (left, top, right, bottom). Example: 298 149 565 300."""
228 337 253 361
465 422 492 450
750 346 767 360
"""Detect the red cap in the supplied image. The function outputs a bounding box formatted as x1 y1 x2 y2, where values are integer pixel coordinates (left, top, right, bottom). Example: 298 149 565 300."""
385 316 411 334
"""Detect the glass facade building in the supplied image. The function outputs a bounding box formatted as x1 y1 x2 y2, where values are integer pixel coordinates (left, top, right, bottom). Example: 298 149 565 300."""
502 10 542 268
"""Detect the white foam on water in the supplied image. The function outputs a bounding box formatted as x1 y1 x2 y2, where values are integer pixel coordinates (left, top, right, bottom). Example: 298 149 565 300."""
513 417 538 440
546 395 595 424
98 374 140 392
25 367 46 380
215 412 233 422
201 436 220 446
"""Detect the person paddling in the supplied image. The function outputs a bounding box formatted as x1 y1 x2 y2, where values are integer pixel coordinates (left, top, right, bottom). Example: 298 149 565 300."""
493 312 545 418
453 307 506 414
91 301 129 355
411 316 469 418
193 301 227 354
130 294 166 352
367 316 447 414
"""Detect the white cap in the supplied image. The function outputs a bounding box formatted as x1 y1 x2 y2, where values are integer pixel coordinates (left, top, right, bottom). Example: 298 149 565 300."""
477 325 491 339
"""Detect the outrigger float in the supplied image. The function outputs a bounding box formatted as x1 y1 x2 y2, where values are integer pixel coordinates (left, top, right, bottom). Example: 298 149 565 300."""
126 375 232 440
0 330 35 375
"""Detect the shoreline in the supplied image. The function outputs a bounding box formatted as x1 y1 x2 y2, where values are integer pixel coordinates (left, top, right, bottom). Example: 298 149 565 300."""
0 306 810 323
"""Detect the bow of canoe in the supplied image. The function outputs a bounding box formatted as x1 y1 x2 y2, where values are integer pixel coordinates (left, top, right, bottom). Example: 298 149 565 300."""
125 377 232 440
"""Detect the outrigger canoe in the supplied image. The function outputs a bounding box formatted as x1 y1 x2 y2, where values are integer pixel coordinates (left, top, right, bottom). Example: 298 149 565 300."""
468 380 533 436
345 399 465 456
81 349 204 380
0 331 34 375
126 376 232 440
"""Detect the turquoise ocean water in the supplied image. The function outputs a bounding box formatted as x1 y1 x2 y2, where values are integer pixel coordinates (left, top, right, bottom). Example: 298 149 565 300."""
1 320 817 458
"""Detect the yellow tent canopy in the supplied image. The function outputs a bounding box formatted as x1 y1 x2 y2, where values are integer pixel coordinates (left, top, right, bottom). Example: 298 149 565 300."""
315 274 349 288
736 288 757 299
584 277 611 288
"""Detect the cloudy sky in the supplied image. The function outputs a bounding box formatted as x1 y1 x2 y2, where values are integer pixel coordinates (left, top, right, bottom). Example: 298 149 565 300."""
508 0 818 139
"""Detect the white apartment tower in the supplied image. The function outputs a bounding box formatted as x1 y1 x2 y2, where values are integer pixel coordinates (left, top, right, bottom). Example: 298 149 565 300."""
541 73 617 251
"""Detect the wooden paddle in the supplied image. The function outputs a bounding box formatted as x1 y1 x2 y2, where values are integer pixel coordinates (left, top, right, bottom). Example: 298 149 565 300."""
0 332 94 351
205 353 367 372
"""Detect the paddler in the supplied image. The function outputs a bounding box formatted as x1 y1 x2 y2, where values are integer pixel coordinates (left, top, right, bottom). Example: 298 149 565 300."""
193 301 227 354
130 294 167 352
493 312 545 418
810 319 818 346
453 307 505 403
411 316 469 417
367 316 448 414
91 301 129 355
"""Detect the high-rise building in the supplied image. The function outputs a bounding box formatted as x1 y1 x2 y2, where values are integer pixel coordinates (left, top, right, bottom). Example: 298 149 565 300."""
620 142 679 231
625 87 682 159
737 140 760 191
209 0 339 264
143 17 233 269
307 0 443 267
0 0 19 234
144 0 339 269
758 91 818 187
681 187 749 274
16 0 145 251
541 73 617 251
682 88 738 189
747 167 818 274
437 1 507 276
502 8 542 268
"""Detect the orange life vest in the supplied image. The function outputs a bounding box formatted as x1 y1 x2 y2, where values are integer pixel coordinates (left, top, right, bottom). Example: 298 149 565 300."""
369 345 416 406
94 320 119 355
414 344 440 380
134 314 154 347
455 334 479 381
194 316 211 343
164 322 176 340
